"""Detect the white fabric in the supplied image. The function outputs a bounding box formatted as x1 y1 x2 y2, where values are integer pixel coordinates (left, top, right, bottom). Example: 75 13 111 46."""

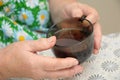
9 32 120 80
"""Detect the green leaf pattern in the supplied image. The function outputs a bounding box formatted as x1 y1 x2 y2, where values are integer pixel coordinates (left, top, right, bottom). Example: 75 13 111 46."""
0 0 50 47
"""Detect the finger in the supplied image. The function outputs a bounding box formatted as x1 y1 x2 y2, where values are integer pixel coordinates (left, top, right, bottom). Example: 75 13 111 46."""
78 4 99 24
64 3 83 18
46 65 83 79
86 13 99 24
37 56 79 71
27 36 56 52
93 22 102 54
70 8 83 18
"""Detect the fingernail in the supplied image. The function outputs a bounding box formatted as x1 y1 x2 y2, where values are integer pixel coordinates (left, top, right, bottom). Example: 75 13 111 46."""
72 58 79 65
47 36 55 43
67 58 79 65
93 49 99 54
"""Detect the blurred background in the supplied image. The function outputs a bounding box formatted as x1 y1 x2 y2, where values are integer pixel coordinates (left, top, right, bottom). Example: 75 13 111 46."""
78 0 120 35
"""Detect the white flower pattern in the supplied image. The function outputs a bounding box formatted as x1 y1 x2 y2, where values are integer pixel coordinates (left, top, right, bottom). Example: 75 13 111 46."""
26 0 39 8
2 0 9 4
13 27 33 41
0 0 49 46
37 10 49 26
101 61 119 72
39 2 46 9
1 20 13 37
18 8 34 25
3 3 16 16
88 74 106 80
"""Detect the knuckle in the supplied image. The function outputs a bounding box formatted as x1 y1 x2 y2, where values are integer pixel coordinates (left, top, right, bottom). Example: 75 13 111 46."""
84 4 99 18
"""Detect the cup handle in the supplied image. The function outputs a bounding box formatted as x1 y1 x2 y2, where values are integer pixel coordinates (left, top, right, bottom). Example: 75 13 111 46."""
79 15 87 22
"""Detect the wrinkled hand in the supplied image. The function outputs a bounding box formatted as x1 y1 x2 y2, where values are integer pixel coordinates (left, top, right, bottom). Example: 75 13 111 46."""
0 36 83 80
56 2 102 54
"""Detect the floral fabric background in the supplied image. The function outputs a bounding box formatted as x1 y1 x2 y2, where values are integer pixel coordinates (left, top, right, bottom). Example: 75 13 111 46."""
0 0 51 46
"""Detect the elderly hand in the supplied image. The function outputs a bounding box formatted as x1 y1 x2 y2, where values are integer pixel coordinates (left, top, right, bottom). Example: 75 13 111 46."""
0 36 83 80
52 2 102 54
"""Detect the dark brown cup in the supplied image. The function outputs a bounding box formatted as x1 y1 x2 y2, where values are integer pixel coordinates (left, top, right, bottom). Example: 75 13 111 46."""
47 17 94 63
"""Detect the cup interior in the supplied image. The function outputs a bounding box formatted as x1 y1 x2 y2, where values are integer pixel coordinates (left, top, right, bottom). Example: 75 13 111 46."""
47 17 93 46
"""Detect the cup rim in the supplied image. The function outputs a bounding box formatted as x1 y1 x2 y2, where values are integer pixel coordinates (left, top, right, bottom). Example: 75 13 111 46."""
47 17 94 47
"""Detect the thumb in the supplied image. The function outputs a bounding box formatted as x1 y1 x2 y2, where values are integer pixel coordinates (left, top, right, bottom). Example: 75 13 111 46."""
28 36 56 52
